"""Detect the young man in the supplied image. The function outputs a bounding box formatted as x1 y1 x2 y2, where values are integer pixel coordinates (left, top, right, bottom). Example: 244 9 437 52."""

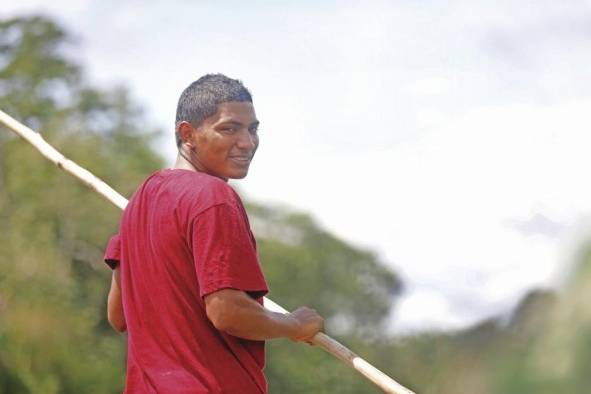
104 74 324 393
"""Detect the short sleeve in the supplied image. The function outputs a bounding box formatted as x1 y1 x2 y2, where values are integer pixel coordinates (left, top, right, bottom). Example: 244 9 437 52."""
192 203 268 299
103 234 121 270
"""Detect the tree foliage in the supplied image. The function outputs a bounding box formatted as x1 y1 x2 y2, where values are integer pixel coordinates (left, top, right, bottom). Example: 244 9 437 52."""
0 16 162 394
246 204 401 392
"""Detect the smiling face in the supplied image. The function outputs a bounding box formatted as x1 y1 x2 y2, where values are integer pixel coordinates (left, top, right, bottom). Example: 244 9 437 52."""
179 101 259 180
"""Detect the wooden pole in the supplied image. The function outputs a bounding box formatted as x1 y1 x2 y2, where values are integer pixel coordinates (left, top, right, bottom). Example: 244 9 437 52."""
0 109 416 394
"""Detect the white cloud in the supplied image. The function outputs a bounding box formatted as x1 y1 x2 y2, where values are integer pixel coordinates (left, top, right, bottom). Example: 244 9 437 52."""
247 98 590 332
390 287 468 333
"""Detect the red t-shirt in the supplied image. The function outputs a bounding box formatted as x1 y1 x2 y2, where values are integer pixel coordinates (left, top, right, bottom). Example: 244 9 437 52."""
104 169 269 394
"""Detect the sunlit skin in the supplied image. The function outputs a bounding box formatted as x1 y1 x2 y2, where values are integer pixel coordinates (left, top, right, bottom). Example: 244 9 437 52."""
174 101 260 181
108 100 324 342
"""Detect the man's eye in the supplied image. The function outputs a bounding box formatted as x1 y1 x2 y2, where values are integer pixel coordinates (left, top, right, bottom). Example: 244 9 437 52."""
222 127 237 133
249 127 258 134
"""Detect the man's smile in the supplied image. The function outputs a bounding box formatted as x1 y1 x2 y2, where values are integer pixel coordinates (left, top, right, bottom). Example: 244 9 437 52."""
229 155 253 165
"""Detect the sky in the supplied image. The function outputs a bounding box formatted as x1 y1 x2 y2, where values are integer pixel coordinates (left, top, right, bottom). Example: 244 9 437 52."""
3 0 591 334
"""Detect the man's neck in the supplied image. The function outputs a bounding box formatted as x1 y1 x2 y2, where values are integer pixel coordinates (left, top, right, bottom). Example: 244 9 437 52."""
172 152 229 182
173 153 197 172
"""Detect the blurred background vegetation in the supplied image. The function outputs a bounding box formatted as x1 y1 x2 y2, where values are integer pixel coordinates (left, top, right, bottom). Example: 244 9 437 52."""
1 15 590 394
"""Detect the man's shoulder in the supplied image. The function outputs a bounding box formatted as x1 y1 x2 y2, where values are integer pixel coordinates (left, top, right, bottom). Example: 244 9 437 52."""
160 170 240 211
175 170 234 194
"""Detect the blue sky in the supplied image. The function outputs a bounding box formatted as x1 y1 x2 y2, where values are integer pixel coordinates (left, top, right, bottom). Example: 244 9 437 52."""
4 0 591 333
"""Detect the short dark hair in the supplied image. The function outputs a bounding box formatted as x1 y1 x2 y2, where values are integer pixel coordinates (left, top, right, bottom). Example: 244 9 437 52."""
175 74 253 147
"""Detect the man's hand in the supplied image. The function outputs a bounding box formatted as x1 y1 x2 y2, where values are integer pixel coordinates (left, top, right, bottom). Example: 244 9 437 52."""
287 307 324 343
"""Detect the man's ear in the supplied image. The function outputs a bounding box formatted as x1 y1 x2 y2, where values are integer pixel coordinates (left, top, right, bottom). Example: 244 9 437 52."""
176 121 196 148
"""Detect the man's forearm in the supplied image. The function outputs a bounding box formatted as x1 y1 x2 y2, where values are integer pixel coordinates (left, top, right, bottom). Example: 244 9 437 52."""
205 289 299 341
204 289 324 341
107 267 127 333
222 307 299 341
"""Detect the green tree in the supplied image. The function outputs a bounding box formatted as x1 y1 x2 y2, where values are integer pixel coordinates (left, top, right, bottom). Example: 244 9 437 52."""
0 16 162 393
246 204 402 392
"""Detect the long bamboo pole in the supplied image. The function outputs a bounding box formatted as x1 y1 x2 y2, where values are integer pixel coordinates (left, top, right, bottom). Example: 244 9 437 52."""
0 109 415 394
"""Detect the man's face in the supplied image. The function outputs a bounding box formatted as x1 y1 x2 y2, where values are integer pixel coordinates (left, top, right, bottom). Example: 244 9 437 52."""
189 101 259 180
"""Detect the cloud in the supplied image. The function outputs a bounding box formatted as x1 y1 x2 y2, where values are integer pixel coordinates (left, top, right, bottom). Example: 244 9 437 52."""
507 213 568 238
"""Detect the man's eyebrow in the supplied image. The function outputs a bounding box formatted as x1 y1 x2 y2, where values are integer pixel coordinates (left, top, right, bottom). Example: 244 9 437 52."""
216 119 259 127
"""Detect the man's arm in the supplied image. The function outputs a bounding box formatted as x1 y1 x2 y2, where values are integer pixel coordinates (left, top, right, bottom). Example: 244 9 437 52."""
107 266 126 333
204 289 324 342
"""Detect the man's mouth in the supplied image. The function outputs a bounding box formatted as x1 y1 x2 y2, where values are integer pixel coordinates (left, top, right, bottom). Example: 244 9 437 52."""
229 156 252 165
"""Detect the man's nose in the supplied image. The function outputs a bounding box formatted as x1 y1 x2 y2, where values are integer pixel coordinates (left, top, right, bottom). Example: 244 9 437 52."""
236 130 257 151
